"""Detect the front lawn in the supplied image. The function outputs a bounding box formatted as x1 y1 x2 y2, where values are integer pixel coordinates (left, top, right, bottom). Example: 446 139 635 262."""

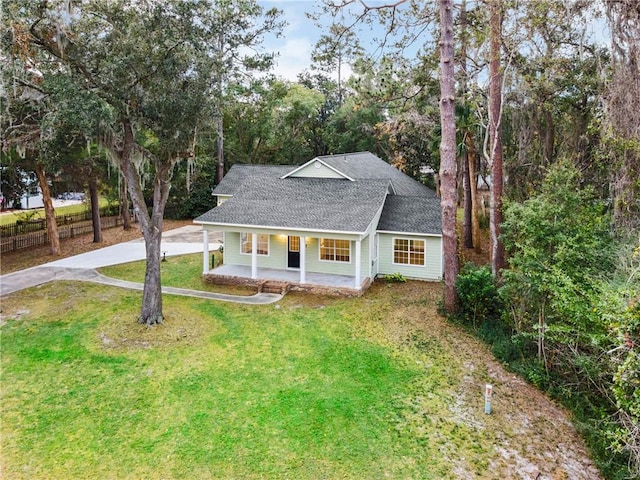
0 270 599 479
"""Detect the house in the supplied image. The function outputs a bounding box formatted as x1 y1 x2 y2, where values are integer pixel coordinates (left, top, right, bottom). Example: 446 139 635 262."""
194 152 443 295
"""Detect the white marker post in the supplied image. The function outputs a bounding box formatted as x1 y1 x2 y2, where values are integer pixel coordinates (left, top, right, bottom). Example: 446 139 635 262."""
484 384 493 414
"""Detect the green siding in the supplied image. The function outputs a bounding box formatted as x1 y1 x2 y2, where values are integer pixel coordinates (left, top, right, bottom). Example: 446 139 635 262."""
218 230 440 281
377 234 442 280
305 238 354 276
222 232 244 266
222 232 287 269
218 230 376 279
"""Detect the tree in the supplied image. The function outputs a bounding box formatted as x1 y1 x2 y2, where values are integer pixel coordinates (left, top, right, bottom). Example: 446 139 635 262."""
318 0 458 309
39 74 113 243
16 0 279 325
501 160 614 371
603 0 640 232
438 0 459 312
311 23 363 106
487 0 504 276
1 35 62 255
208 0 285 182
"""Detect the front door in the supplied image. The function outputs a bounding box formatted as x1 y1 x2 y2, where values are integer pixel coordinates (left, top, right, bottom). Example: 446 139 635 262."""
288 236 300 269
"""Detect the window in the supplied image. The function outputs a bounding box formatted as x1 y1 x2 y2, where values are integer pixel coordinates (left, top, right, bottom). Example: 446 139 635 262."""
241 233 269 255
320 238 350 262
288 236 300 252
393 238 425 266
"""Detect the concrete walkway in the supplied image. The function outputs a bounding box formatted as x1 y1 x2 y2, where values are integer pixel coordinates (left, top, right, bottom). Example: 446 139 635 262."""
0 226 283 304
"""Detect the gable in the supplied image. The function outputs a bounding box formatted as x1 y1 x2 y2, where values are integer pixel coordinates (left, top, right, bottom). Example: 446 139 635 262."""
282 158 354 180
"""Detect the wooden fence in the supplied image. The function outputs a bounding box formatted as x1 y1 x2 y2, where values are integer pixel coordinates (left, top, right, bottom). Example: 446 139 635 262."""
0 207 119 238
1 214 128 254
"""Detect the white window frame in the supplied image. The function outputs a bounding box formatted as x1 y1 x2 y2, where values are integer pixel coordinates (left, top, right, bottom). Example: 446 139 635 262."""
319 238 351 263
392 237 426 267
240 233 270 256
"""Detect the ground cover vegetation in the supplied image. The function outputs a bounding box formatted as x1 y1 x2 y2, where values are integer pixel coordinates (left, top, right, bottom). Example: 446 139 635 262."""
2 0 640 477
1 276 601 479
455 161 640 478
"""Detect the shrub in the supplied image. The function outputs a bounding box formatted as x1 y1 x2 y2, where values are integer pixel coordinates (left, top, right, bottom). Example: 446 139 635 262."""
455 263 502 327
384 272 407 283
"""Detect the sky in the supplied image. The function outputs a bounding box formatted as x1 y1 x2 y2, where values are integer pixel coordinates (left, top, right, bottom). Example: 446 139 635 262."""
259 1 611 83
260 1 352 81
259 1 411 81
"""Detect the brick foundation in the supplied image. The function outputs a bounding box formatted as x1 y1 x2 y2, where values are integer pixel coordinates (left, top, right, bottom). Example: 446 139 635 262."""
203 274 371 297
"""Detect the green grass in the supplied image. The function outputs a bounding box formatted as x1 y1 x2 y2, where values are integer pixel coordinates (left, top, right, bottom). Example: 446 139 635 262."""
0 279 490 479
0 197 110 226
100 253 255 295
100 253 209 289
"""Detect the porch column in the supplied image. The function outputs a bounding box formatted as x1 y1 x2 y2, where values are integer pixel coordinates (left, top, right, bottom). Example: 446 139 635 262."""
251 232 258 279
299 236 306 284
202 229 210 273
355 239 361 289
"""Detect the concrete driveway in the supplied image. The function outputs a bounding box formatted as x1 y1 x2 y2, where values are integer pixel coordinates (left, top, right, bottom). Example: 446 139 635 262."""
0 226 283 304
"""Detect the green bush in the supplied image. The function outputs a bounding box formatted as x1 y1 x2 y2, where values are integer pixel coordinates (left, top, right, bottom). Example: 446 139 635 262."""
455 263 502 327
384 272 407 283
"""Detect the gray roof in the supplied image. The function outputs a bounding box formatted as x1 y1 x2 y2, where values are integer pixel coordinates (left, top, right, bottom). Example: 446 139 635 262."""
198 152 441 235
377 196 442 235
212 165 293 196
317 152 437 197
197 176 391 233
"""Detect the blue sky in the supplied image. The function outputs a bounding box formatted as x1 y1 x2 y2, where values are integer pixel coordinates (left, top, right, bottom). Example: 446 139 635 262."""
259 1 411 81
260 1 321 80
259 1 610 83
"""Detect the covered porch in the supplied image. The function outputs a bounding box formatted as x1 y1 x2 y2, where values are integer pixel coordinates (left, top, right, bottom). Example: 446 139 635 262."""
200 228 371 293
203 264 371 297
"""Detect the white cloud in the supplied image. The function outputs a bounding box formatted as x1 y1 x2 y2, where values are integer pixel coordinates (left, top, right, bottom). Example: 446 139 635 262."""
271 37 313 80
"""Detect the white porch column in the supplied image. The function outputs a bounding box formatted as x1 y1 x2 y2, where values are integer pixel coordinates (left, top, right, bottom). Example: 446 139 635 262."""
251 232 258 279
355 239 362 289
202 229 210 273
299 236 306 284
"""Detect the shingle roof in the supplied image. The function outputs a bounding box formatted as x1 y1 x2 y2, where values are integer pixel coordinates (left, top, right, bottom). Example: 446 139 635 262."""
377 196 442 235
212 165 293 196
198 152 442 235
197 176 391 233
317 152 436 197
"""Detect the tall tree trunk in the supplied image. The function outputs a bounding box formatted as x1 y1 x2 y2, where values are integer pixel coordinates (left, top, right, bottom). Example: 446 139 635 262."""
216 112 224 183
604 0 640 232
439 0 459 313
89 176 102 243
488 0 505 277
542 107 555 164
120 173 132 230
215 31 225 184
462 148 473 249
460 0 473 250
468 148 481 253
119 118 171 325
34 163 60 256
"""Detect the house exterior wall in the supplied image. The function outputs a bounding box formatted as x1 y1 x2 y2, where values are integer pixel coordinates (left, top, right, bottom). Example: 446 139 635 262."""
376 233 443 280
288 161 346 179
218 229 372 278
223 231 286 269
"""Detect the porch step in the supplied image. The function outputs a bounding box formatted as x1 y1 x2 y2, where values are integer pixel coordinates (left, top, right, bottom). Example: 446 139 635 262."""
260 281 290 295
